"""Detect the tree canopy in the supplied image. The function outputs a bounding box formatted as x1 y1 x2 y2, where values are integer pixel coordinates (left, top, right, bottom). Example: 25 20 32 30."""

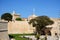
1 13 12 22
29 16 54 40
29 16 54 34
15 18 22 21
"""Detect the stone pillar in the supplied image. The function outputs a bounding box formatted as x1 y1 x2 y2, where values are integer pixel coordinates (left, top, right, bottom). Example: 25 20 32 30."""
0 21 9 40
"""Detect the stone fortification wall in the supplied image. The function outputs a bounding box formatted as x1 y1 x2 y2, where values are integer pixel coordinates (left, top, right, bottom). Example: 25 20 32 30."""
8 18 60 36
0 21 9 40
47 18 59 36
8 21 34 34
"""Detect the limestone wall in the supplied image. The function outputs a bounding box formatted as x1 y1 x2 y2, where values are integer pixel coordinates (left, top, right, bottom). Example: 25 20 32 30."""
8 21 34 34
0 21 9 40
8 18 60 36
50 18 59 36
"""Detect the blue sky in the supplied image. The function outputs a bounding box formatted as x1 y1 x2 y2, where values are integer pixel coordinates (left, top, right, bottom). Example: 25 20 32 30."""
0 0 60 18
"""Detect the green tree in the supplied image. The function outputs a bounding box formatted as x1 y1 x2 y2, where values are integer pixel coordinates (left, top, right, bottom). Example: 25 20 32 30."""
1 13 12 22
29 16 54 40
16 18 22 21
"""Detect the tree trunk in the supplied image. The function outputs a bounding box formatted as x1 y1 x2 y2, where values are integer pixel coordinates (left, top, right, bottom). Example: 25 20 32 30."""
45 34 47 40
37 36 39 40
36 36 39 40
36 33 40 40
8 21 9 22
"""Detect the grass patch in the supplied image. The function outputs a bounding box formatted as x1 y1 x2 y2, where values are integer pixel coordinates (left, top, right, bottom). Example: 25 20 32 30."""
9 34 34 40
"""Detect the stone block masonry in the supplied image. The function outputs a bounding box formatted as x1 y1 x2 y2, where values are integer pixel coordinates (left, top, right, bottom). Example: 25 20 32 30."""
0 21 9 40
